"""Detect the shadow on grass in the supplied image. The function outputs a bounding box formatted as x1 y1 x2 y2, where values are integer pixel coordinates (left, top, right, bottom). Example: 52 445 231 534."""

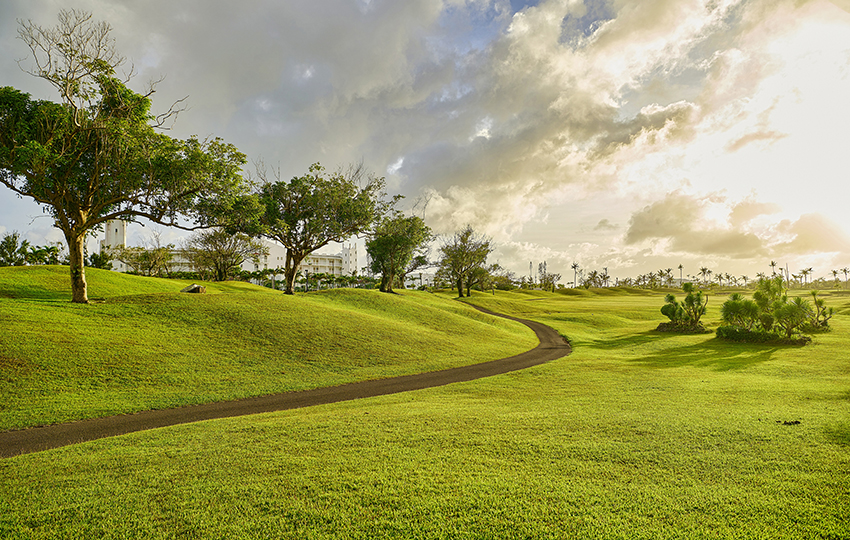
628 337 781 371
825 423 850 446
590 330 683 350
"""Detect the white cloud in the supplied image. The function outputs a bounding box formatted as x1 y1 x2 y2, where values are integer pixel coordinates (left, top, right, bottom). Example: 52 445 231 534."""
1 0 848 280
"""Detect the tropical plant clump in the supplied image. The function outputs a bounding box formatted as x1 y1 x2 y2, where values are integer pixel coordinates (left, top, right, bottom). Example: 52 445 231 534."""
715 276 832 344
657 282 710 333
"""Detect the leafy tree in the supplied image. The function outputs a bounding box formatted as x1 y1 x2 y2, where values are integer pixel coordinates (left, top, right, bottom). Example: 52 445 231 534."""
86 250 113 270
438 225 493 298
256 162 392 295
491 268 518 290
181 228 267 282
0 11 253 302
464 263 501 295
0 232 29 266
366 213 431 293
113 232 174 277
537 261 561 292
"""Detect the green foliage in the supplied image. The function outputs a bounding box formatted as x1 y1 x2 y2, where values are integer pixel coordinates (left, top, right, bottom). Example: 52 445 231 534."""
718 277 833 342
181 228 267 281
806 290 834 330
113 233 175 277
86 250 113 270
0 11 251 303
715 325 811 344
257 162 393 294
719 293 759 330
366 213 431 293
438 225 493 297
0 232 29 266
659 282 708 331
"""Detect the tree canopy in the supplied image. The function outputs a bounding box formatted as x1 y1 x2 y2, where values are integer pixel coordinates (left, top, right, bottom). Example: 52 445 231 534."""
256 162 393 294
438 225 493 298
181 228 267 282
366 213 431 293
0 10 255 302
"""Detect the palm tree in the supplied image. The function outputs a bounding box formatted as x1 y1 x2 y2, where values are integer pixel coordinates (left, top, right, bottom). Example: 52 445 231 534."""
843 267 850 289
741 275 749 288
770 261 777 275
571 262 579 288
699 266 709 285
678 264 684 284
799 268 810 288
832 269 840 289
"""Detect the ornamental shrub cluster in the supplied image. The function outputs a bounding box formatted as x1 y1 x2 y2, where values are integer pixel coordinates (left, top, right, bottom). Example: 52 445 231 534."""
715 276 832 343
659 276 833 344
658 282 710 333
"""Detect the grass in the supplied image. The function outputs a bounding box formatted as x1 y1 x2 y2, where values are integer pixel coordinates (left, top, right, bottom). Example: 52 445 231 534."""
1 282 848 538
0 267 536 430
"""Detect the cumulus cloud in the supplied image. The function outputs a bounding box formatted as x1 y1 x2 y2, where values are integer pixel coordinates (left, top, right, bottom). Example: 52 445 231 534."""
624 190 849 261
776 214 850 254
1 0 848 277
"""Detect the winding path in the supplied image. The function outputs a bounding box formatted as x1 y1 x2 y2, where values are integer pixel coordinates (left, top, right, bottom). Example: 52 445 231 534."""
0 306 570 458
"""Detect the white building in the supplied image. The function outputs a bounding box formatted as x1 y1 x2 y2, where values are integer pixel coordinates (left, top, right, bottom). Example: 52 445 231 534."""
99 220 359 278
100 219 128 272
245 238 358 277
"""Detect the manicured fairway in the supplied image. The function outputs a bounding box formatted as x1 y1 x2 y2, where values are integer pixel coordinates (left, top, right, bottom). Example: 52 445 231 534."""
0 267 536 430
1 284 848 539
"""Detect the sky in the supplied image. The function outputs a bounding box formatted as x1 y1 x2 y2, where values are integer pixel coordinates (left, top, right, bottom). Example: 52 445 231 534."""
1 0 849 284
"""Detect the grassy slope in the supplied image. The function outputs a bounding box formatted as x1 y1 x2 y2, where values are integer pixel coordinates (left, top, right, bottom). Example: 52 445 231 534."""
0 267 536 430
1 286 848 539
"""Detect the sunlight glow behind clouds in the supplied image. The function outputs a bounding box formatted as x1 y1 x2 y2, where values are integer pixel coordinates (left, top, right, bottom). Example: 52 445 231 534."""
0 0 847 279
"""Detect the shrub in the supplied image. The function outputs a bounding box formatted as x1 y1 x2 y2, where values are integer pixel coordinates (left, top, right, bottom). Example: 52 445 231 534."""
658 283 708 333
716 325 811 345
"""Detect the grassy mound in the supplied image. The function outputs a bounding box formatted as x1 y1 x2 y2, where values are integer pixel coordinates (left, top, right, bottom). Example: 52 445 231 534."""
0 267 536 430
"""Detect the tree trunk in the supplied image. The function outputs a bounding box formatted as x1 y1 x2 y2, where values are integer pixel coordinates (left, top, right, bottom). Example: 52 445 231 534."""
283 250 297 294
66 232 88 303
456 277 464 298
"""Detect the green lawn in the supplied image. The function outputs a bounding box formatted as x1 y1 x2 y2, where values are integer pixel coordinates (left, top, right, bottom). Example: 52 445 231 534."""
1 282 848 539
0 267 536 430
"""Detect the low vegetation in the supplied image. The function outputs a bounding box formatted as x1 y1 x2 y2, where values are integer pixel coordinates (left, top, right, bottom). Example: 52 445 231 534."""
657 282 710 333
1 282 848 538
716 276 834 344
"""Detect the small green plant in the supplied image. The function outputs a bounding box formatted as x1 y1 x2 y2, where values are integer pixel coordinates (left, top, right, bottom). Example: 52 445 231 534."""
658 282 709 333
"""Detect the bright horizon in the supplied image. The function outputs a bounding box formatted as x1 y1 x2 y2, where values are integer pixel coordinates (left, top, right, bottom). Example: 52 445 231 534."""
1 0 849 283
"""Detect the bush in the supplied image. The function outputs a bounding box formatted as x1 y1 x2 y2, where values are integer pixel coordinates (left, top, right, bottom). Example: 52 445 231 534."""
656 321 710 334
715 325 811 345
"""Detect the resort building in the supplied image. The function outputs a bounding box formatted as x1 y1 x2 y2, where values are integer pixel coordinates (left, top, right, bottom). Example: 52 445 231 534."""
99 220 359 278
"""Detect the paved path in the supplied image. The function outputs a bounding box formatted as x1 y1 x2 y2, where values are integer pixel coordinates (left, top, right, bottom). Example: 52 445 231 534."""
0 306 570 458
